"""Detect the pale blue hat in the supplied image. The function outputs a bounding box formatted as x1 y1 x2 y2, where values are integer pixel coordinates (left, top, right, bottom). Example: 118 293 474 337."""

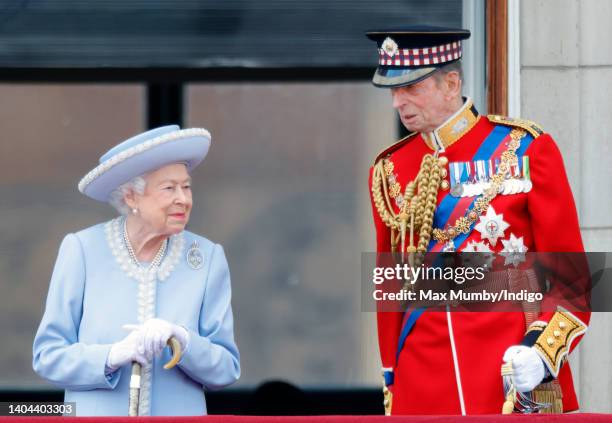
79 125 211 202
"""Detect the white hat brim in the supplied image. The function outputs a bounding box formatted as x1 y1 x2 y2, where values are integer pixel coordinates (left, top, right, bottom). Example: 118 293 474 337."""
79 128 210 202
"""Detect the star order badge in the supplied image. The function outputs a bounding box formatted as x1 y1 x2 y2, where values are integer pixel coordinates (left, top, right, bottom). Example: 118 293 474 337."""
186 241 204 270
462 240 494 269
462 240 492 253
501 233 528 267
474 206 509 247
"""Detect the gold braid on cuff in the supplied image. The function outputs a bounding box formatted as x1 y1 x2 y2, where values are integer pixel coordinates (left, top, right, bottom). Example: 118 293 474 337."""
533 311 587 377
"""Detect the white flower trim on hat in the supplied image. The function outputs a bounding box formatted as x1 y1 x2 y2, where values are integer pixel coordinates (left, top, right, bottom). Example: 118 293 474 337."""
78 128 211 195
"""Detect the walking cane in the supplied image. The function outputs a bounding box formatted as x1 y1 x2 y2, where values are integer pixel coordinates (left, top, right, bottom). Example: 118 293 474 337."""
128 336 182 416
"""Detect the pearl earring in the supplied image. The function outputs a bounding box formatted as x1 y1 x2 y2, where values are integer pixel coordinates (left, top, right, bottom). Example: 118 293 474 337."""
132 208 138 214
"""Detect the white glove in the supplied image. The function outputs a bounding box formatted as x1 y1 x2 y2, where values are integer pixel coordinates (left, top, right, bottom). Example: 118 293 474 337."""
503 345 546 392
106 329 149 371
124 319 189 362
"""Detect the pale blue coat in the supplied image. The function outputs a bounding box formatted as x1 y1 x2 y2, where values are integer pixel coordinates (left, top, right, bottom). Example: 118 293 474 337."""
32 220 240 416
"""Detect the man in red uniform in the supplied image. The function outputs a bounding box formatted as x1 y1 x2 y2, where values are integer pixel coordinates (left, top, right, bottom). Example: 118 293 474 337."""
367 27 589 415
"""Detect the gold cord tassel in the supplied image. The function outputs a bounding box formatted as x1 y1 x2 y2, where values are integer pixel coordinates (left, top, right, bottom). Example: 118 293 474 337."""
502 392 516 415
501 361 516 414
371 154 445 275
532 381 564 414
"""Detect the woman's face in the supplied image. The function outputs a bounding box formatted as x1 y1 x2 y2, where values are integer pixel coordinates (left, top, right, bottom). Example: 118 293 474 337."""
129 163 193 236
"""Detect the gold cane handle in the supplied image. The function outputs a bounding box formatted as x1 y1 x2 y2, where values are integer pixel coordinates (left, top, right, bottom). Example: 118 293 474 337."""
163 336 182 369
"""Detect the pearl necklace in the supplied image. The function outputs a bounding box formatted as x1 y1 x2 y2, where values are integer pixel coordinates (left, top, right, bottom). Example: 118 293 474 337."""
123 218 167 268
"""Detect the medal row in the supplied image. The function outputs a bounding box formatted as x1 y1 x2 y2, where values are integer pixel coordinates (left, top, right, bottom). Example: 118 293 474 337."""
449 156 532 198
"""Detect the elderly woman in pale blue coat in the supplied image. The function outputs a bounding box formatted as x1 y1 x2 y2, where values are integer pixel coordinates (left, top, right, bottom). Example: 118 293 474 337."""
33 126 240 416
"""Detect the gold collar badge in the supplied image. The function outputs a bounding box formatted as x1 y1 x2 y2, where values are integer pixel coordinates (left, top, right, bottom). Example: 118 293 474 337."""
423 97 480 151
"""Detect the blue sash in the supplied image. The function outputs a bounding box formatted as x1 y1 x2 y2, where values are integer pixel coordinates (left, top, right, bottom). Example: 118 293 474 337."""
394 126 535 364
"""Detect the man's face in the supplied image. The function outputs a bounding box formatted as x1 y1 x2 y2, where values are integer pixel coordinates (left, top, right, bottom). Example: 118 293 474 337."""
390 75 453 133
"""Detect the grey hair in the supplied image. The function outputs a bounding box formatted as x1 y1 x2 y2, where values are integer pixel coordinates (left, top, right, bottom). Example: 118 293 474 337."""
433 60 464 84
108 175 147 215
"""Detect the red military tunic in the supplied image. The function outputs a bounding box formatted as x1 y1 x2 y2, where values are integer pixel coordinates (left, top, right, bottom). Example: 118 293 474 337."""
368 98 590 415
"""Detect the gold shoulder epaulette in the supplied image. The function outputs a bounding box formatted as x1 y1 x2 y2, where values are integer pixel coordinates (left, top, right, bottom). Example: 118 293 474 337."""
488 114 544 138
373 132 417 165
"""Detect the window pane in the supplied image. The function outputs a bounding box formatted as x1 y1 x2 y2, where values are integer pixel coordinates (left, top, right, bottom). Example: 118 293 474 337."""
0 0 461 68
187 83 394 386
0 84 144 387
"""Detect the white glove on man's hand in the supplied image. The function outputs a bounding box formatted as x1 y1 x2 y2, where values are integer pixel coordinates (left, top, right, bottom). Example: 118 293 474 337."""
106 329 148 371
503 345 546 393
124 319 189 362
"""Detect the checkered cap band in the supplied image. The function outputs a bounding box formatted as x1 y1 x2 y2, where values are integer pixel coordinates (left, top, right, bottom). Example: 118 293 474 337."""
378 41 462 66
